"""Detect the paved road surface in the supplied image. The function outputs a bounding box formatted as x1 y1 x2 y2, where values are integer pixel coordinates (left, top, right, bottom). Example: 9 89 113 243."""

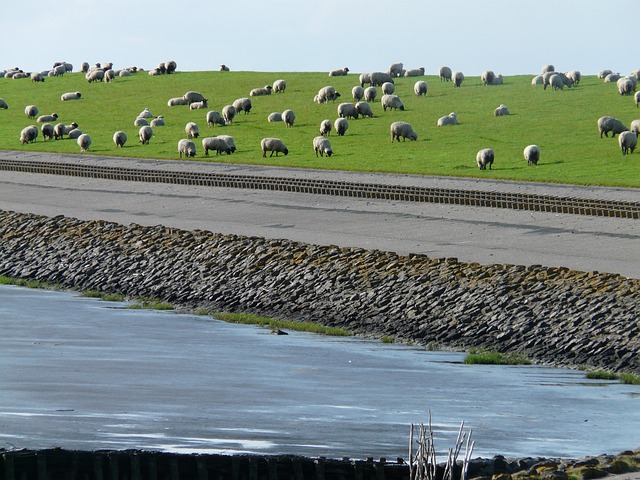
1 151 639 278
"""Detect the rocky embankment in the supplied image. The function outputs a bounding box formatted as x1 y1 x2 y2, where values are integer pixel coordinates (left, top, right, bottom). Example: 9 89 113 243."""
1 210 639 374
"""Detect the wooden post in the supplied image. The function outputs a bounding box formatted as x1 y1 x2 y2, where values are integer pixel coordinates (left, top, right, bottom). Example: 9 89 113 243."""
36 452 47 480
170 457 180 480
315 457 325 480
292 457 304 480
130 453 141 480
109 454 119 480
375 458 386 480
249 457 258 480
148 454 158 480
3 452 15 480
197 456 209 480
268 457 278 480
232 456 240 480
93 453 104 480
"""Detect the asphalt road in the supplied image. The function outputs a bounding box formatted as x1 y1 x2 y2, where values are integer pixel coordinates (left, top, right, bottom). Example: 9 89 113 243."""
1 151 639 278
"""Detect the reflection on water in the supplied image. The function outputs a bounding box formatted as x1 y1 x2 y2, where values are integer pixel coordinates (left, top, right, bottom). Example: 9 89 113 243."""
1 284 639 459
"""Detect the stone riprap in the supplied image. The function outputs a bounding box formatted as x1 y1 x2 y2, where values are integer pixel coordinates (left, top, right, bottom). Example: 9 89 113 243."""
1 209 639 374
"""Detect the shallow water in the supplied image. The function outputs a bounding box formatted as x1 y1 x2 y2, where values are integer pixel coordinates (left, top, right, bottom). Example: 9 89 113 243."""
1 284 638 459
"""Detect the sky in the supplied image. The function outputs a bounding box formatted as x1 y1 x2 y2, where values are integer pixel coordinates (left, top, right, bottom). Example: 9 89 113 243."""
1 0 637 77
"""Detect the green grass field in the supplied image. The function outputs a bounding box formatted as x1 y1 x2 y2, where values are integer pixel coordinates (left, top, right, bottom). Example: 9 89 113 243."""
1 70 639 187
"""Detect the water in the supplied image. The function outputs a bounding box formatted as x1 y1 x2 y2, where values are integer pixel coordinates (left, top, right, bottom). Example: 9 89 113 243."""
1 284 639 459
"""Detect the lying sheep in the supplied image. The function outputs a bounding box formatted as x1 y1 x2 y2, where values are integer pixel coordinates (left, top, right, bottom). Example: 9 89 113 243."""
334 118 348 136
150 116 165 127
492 74 504 85
178 139 197 158
355 101 373 118
414 80 428 96
313 136 333 157
185 122 199 139
31 72 45 82
494 104 510 116
618 77 635 96
329 67 349 77
268 112 283 122
250 85 273 96
41 123 54 141
67 128 83 140
206 111 225 127
404 67 425 77
25 105 38 118
453 71 464 87
139 126 153 144
524 145 540 165
437 112 458 126
183 91 207 104
476 148 494 170
370 71 394 86
381 94 404 112
138 107 153 118
261 137 288 157
233 97 252 114
531 75 543 85
217 134 236 153
37 113 58 123
337 103 358 119
19 125 38 144
222 105 237 125
202 136 231 156
282 109 296 127
364 86 377 102
439 66 452 82
352 86 364 102
632 120 640 135
316 86 341 104
390 121 418 142
598 116 628 138
168 97 190 106
481 70 495 86
387 62 403 78
61 91 81 101
381 82 395 95
77 134 91 152
619 131 637 155
134 117 148 127
273 79 286 93
113 131 127 147
0 98 7 109
319 119 332 136
189 100 209 110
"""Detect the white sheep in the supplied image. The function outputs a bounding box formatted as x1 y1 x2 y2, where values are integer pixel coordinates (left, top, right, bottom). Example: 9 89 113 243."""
19 125 38 144
334 118 348 136
201 137 231 156
67 128 83 140
605 73 621 83
390 121 418 142
494 104 510 116
381 94 404 112
629 119 640 135
453 71 464 87
316 86 341 104
414 80 428 96
137 108 152 118
567 70 581 85
222 105 237 125
113 131 127 148
598 69 613 79
364 86 377 102
233 97 252 114
476 148 494 170
352 86 364 102
61 91 81 101
41 123 54 141
217 134 236 153
319 119 332 136
329 67 349 77
183 91 207 104
598 116 628 138
437 112 458 126
0 98 7 109
387 62 403 78
250 85 273 96
439 66 452 82
103 69 115 83
190 100 209 110
404 67 425 77
37 113 58 123
359 72 371 87
370 71 394 86
178 139 197 158
634 91 640 108
164 60 177 74
481 70 495 86
119 69 132 77
139 126 153 144
206 111 225 127
260 138 288 157
31 72 45 82
54 122 78 139
77 134 91 152
524 145 540 165
618 131 637 155
531 75 543 86
86 69 104 82
549 74 565 91
542 64 555 74
273 79 287 93
313 136 333 157
381 82 395 95
492 74 504 85
618 77 635 96
185 122 199 139
134 117 148 127
630 69 640 80
150 116 165 127
337 103 358 119
282 109 296 127
25 105 38 118
268 112 283 122
168 97 190 106
355 101 373 118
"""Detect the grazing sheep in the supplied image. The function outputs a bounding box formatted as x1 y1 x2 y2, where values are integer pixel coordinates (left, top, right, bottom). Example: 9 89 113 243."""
390 121 418 142
60 91 81 101
41 123 54 141
103 69 115 83
334 118 348 136
550 74 565 91
619 131 637 155
86 69 104 83
492 74 504 85
598 69 613 79
437 112 458 126
313 136 333 157
206 111 225 127
250 85 273 96
31 72 45 82
25 105 38 118
77 134 91 152
630 69 640 80
627 75 638 90
37 113 58 123
481 70 495 86
337 103 358 119
233 97 252 114
81 62 90 73
150 116 165 127
316 86 341 104
414 80 428 96
370 71 394 86
381 94 404 112
629 120 640 135
453 71 464 87
531 75 544 85
352 86 364 102
273 79 286 93
268 112 283 122
183 91 207 104
319 119 332 136
364 86 377 102
0 98 8 109
168 97 190 106
201 136 231 156
282 109 296 127
222 105 237 125
439 66 452 82
618 77 635 96
329 67 349 77
53 122 78 139
260 138 288 157
139 125 153 144
359 72 371 87
113 131 127 147
542 64 555 74
634 91 640 107
355 101 373 118
494 104 510 116
67 128 83 140
381 82 395 95
598 116 628 138
217 134 237 153
524 145 540 165
542 70 563 89
387 62 404 78
220 64 230 72
19 125 38 144
404 67 425 77
134 117 148 127
185 122 199 139
476 148 495 170
178 139 197 158
189 100 209 110
605 73 622 83
164 60 177 74
567 70 581 85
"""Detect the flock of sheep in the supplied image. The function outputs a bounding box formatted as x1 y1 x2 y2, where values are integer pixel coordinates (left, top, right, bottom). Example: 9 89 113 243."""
3 60 640 166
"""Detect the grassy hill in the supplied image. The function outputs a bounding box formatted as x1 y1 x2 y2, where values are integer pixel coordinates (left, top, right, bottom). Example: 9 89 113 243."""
1 70 639 187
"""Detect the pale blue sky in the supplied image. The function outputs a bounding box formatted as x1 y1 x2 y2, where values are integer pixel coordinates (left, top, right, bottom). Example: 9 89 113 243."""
2 0 636 77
